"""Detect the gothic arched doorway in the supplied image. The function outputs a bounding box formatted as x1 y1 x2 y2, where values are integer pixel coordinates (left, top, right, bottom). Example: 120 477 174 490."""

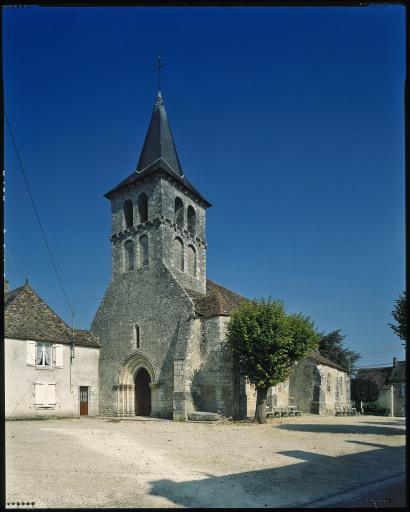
135 368 151 416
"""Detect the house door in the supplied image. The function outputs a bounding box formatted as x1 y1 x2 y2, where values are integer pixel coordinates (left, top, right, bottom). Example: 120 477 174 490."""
135 368 151 416
79 387 89 416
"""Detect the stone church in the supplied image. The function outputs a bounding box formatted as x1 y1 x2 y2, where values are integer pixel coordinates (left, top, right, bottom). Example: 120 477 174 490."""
91 91 351 420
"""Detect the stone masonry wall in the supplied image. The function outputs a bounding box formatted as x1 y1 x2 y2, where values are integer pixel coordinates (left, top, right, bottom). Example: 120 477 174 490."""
190 316 234 416
92 263 195 418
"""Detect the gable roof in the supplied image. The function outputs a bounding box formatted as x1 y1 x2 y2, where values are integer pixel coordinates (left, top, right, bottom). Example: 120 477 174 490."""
308 351 348 372
104 93 211 207
4 284 99 348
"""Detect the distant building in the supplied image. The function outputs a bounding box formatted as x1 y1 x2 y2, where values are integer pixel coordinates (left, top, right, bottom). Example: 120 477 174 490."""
4 281 100 418
356 358 406 417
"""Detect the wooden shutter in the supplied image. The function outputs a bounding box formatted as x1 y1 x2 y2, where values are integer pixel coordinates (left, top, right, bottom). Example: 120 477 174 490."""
55 345 64 368
34 383 46 405
26 341 36 366
46 383 56 405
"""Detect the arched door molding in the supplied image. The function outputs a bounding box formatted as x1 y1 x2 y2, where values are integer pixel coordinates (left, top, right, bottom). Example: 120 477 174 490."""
116 350 158 416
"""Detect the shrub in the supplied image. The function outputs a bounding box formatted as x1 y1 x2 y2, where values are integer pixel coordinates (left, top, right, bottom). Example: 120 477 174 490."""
363 402 390 416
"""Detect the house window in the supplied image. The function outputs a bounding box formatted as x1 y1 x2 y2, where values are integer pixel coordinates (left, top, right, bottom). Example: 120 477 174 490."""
36 342 52 368
34 382 56 408
399 383 405 398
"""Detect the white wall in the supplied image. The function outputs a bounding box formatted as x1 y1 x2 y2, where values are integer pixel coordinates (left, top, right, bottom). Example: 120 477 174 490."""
5 338 99 418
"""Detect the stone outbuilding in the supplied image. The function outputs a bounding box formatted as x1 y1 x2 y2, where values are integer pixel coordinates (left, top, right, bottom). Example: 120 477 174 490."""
4 281 100 418
92 91 352 420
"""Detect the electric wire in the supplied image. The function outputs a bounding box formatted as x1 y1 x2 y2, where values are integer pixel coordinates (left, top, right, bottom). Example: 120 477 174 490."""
4 112 75 320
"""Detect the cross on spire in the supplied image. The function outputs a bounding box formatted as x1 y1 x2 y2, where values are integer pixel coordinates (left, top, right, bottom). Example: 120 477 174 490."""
155 56 165 92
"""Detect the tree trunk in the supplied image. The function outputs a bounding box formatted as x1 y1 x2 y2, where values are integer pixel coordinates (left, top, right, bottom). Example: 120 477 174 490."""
254 387 268 424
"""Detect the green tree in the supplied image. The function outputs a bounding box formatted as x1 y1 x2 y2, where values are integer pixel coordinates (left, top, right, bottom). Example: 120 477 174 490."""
318 329 361 374
388 292 407 347
351 368 387 412
226 298 320 424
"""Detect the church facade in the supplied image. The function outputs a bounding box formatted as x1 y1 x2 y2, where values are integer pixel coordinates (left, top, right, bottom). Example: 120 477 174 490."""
91 91 351 420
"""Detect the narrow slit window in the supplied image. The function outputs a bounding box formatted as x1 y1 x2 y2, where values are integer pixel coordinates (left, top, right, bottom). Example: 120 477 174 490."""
135 325 140 348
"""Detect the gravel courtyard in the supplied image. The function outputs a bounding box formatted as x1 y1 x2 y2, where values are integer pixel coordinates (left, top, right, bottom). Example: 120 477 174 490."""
6 415 406 508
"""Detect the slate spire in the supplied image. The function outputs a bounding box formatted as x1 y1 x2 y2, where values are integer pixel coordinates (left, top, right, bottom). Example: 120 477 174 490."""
136 92 183 176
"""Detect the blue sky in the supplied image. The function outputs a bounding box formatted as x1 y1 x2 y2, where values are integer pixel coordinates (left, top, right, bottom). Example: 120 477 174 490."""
3 6 405 368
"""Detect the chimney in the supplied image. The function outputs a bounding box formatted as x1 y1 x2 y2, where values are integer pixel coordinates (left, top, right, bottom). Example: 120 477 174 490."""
393 357 397 367
4 279 9 295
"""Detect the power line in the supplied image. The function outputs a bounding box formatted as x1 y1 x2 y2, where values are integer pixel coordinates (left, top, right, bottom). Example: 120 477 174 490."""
4 112 75 320
356 363 393 368
359 348 405 355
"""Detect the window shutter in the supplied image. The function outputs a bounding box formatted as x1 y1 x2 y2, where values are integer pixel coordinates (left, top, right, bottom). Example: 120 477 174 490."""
26 341 36 366
46 383 56 405
55 345 64 368
34 383 46 405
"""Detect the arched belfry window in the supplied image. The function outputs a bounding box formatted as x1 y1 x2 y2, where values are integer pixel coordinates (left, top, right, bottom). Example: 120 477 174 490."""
187 245 197 277
187 206 196 236
139 235 149 267
138 193 148 223
123 199 133 229
124 240 134 271
174 237 184 271
175 197 184 226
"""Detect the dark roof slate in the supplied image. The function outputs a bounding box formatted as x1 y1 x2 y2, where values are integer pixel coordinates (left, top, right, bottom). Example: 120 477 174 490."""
136 92 183 176
4 284 99 348
105 93 211 207
389 361 406 382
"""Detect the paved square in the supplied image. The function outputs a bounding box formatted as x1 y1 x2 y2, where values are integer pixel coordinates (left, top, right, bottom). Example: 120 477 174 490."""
6 415 405 508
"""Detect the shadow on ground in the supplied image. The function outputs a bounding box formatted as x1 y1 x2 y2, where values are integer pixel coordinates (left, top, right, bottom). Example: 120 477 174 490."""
148 441 405 508
276 422 404 436
362 420 406 427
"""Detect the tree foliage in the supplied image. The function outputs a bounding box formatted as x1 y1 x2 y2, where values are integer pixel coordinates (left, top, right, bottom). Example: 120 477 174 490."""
226 298 320 423
351 369 387 403
388 291 407 345
318 329 361 374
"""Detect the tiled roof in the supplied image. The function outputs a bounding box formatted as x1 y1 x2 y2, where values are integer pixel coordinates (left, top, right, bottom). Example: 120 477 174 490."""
355 367 392 388
185 279 248 318
4 284 100 348
308 351 348 372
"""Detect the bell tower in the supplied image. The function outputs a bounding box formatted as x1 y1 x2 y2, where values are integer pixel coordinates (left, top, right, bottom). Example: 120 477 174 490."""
104 92 211 294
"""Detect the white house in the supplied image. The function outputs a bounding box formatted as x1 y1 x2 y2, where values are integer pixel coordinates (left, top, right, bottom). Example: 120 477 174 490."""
4 281 100 418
